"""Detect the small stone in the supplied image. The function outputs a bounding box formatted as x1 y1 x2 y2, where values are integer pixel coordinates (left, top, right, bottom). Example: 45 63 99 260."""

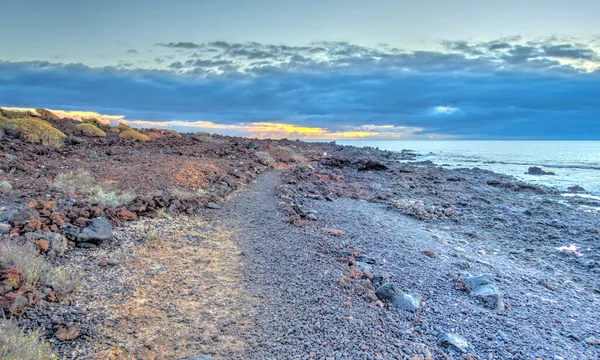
34 239 49 253
0 223 11 232
98 260 108 267
23 219 42 233
585 337 600 345
437 332 469 353
423 250 435 258
206 202 221 209
105 258 122 266
44 232 67 256
54 322 81 341
348 267 363 280
27 200 39 208
77 242 97 249
306 213 317 221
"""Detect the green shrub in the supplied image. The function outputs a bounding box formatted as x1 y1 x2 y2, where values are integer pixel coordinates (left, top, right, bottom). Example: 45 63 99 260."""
35 109 59 120
0 117 66 148
155 208 172 219
0 109 34 119
119 129 150 142
144 229 160 241
162 129 182 138
0 319 57 360
51 170 95 196
111 122 132 133
0 180 12 193
76 123 106 137
89 186 135 207
83 117 104 127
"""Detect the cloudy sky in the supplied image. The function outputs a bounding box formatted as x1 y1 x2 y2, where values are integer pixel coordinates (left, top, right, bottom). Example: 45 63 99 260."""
1 0 599 139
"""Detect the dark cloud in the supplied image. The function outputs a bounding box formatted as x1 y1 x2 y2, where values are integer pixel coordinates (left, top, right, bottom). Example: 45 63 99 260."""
1 58 598 139
126 49 139 54
541 44 597 60
157 42 202 49
147 38 598 76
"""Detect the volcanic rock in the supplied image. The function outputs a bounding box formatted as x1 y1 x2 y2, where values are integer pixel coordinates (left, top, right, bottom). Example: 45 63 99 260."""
460 273 504 310
76 217 113 245
437 332 469 353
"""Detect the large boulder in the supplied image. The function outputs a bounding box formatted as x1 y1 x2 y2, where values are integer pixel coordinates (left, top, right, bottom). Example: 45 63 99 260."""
76 218 113 245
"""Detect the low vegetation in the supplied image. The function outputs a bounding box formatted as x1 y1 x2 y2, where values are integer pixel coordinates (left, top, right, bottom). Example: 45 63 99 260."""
0 117 66 148
144 229 160 241
119 129 150 142
89 186 135 207
51 170 95 196
0 319 57 360
52 170 134 206
76 123 106 137
0 241 51 287
0 180 12 193
35 108 59 121
111 122 132 133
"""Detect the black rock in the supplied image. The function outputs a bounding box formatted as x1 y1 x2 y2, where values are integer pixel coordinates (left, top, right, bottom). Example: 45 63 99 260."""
76 242 97 249
526 166 555 175
374 282 397 302
567 185 585 192
61 224 81 240
76 218 113 245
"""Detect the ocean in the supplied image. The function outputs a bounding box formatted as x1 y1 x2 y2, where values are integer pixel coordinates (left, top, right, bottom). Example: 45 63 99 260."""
334 140 600 196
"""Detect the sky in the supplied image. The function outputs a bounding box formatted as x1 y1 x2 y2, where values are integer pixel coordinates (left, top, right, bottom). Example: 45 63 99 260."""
1 0 599 139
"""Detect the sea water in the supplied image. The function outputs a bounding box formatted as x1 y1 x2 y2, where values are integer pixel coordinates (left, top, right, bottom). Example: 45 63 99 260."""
334 141 600 196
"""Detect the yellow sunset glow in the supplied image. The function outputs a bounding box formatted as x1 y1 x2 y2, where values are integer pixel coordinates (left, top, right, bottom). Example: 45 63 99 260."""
2 107 453 140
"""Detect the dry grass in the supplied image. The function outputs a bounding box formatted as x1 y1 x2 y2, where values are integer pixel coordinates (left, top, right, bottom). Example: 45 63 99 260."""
0 240 79 298
51 169 95 196
119 129 150 142
0 318 57 360
0 117 66 148
76 123 106 137
52 170 134 206
0 241 49 287
89 186 135 207
97 218 254 358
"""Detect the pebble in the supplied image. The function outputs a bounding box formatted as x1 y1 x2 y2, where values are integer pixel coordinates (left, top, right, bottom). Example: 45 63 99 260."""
206 202 221 209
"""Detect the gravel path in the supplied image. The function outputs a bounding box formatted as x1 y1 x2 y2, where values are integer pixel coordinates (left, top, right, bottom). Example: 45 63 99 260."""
210 171 446 359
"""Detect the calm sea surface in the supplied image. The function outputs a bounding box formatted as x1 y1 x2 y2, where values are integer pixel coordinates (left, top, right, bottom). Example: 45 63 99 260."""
334 141 600 196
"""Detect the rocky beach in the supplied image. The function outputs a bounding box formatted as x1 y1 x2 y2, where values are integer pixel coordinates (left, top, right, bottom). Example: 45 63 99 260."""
1 109 599 359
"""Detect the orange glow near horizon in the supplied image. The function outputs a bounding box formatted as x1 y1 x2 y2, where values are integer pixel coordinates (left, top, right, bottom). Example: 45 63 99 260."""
2 106 455 140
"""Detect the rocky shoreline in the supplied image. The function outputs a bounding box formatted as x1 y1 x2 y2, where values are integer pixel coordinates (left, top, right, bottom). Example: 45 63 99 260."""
1 122 600 359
